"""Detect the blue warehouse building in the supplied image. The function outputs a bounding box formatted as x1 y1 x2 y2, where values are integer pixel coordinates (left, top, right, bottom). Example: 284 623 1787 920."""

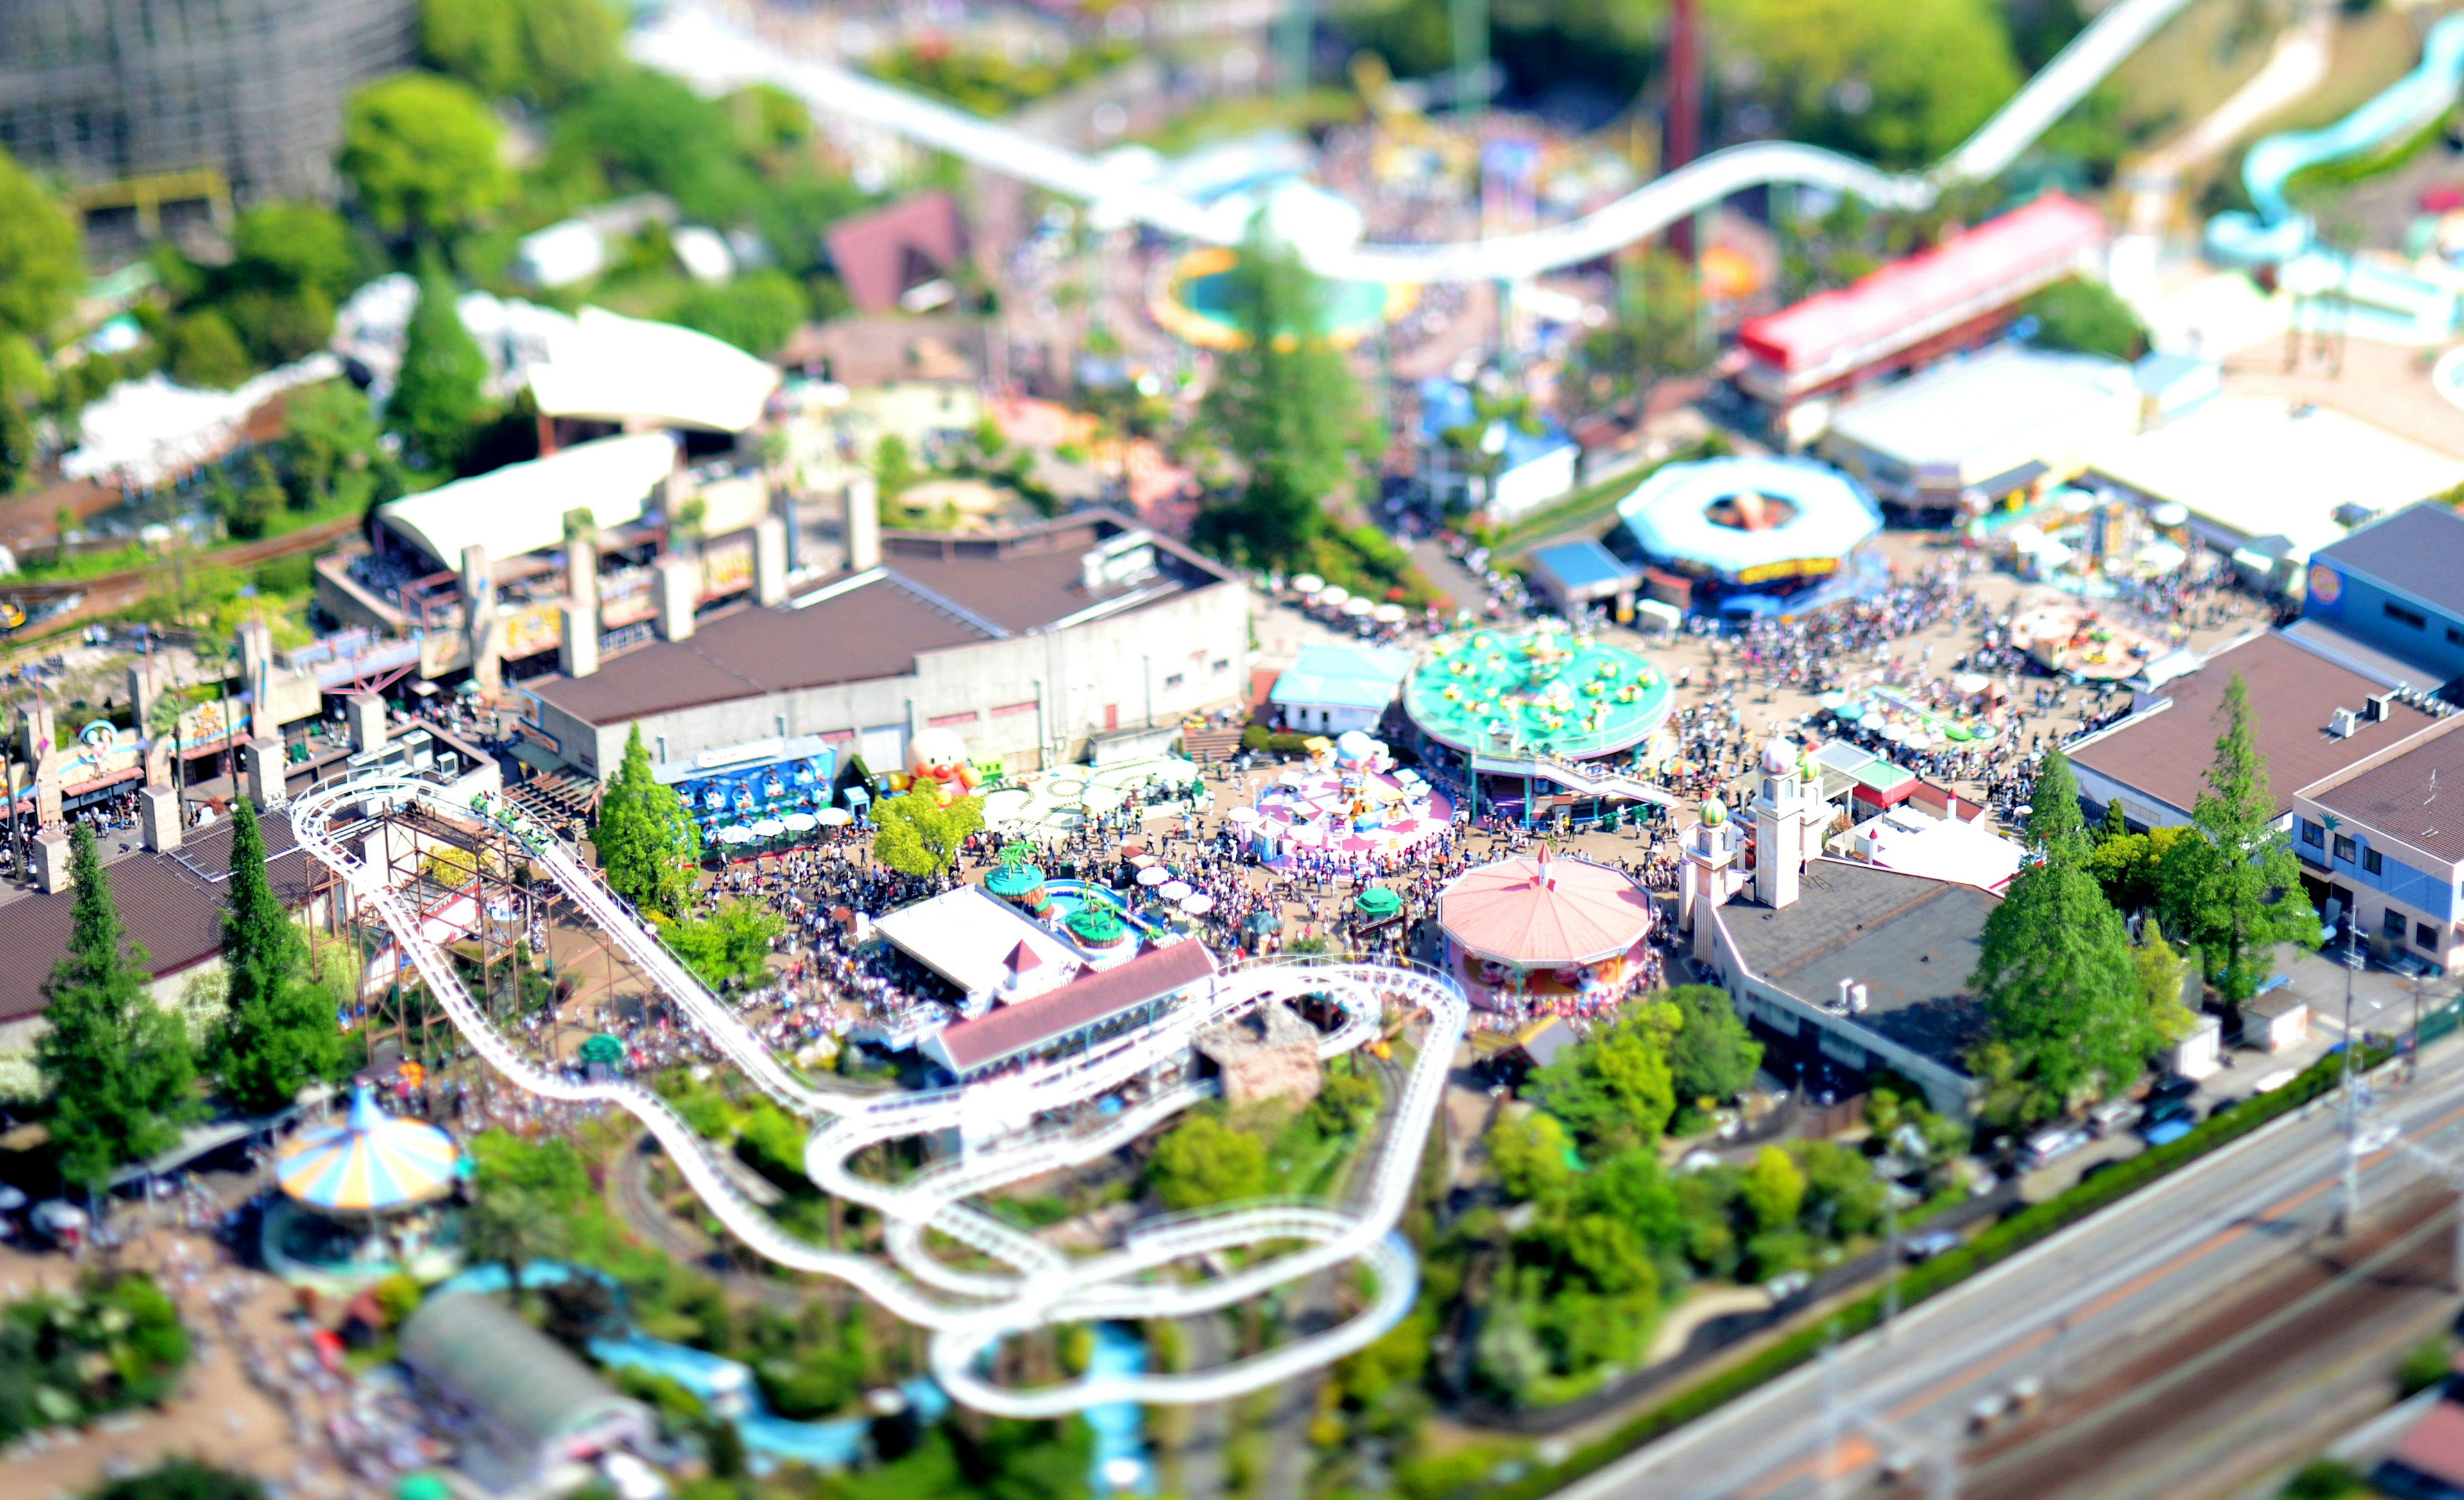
2294 716 2464 974
2302 503 2464 696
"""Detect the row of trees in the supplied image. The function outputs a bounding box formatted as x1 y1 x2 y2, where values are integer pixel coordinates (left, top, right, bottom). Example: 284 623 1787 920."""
1969 677 2316 1126
34 805 347 1191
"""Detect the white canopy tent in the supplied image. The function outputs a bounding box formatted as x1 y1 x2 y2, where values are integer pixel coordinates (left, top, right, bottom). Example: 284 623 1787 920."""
528 307 782 434
375 431 677 567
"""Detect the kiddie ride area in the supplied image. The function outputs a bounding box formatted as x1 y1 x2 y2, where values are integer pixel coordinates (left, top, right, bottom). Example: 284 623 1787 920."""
290 773 1469 1418
1237 728 1454 866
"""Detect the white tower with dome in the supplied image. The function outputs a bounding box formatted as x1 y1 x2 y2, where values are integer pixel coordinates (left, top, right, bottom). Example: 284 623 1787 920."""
1749 734 1823 911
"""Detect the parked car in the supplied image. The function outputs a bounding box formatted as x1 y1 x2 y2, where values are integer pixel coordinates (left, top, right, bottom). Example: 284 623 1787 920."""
1904 1229 1962 1262
2087 1098 2141 1137
2023 1127 2088 1169
2147 1074 2201 1107
2139 1099 2197 1147
1761 1270 1813 1306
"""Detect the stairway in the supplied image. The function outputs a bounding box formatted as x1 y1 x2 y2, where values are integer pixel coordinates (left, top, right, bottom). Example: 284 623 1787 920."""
1179 725 1245 761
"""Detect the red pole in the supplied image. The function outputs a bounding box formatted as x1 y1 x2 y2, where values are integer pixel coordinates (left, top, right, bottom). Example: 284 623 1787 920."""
1665 0 1700 259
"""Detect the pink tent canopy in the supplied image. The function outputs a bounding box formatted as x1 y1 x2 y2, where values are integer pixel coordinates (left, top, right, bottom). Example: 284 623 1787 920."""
1437 845 1653 967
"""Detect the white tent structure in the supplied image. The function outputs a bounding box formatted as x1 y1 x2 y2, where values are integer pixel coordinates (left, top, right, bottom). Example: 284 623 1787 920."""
375 431 677 567
528 307 781 435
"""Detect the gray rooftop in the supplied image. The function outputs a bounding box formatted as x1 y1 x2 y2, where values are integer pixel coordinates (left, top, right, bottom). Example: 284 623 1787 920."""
1825 345 2134 467
2312 501 2464 621
1718 860 1998 1074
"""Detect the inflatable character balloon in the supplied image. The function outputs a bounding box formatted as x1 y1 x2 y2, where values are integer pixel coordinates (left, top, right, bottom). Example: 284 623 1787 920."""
906 727 981 807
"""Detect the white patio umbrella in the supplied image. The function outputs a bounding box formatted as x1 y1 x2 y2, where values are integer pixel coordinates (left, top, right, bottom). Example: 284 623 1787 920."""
1160 881 1194 901
1291 573 1325 595
1136 866 1171 887
782 812 818 832
814 808 853 827
1180 893 1215 915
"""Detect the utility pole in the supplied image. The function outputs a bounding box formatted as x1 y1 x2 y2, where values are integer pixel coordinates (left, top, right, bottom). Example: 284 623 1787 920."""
1882 1196 1901 1340
2339 922 2365 1234
1449 0 1487 119
1819 1335 1844 1500
1277 0 1313 97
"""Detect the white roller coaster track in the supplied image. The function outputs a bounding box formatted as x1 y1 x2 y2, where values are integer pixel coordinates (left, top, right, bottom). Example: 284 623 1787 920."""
291 775 1467 1415
630 0 2193 284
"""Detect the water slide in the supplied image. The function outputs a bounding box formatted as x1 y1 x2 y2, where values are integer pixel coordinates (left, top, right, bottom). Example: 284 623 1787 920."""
290 774 1468 1417
2204 13 2464 340
629 0 2199 284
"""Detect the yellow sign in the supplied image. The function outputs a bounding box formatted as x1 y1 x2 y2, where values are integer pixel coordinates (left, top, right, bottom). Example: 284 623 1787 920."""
176 698 247 747
1733 557 1840 587
501 604 563 660
702 538 753 599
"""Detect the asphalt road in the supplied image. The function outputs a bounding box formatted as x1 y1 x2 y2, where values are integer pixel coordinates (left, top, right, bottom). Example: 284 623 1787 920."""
1552 1048 2464 1500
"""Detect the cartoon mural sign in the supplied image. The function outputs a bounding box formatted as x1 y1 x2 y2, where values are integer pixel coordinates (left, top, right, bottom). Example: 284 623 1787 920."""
175 698 250 750
58 720 144 789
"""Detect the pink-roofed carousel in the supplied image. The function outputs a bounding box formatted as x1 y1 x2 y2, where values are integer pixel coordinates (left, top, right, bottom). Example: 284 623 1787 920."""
1436 844 1656 1017
1231 729 1453 871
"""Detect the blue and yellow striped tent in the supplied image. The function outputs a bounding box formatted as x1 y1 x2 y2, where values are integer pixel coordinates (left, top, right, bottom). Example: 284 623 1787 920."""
277 1085 460 1213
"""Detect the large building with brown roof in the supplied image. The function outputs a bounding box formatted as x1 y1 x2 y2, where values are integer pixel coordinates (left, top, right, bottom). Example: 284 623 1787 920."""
0 813 315 1050
2066 629 2451 832
522 510 1248 779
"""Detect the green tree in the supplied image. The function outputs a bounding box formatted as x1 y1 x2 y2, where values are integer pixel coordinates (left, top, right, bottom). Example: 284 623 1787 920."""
1665 983 1763 1108
2171 675 2321 1002
0 334 47 494
340 72 512 241
673 270 809 356
422 0 619 106
1190 220 1379 570
1528 998 1681 1151
221 452 286 539
166 311 253 390
664 899 785 992
2132 917 2200 1051
35 825 198 1191
2021 275 2146 361
459 1179 570 1311
1738 1145 1806 1232
1146 1114 1269 1210
1967 750 2153 1122
1485 1107 1577 1206
208 800 341 1115
590 723 703 918
1707 0 2023 169
387 254 493 471
871 790 984 880
280 381 388 513
1573 248 1702 417
0 146 81 339
554 68 760 224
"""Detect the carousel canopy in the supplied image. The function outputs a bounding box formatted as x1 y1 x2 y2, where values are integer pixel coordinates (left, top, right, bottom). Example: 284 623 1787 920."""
1437 845 1653 968
277 1084 460 1213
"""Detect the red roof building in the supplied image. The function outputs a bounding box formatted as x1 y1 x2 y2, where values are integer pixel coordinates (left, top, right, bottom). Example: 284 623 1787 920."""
1735 194 2107 410
923 940 1219 1078
824 191 970 314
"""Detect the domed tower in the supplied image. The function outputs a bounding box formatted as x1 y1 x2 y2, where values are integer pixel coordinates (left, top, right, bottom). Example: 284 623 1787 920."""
1678 795 1743 949
1749 734 1820 911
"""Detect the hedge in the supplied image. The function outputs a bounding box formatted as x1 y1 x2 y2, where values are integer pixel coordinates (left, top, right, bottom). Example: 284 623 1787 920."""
1478 1044 2383 1500
1240 725 1318 755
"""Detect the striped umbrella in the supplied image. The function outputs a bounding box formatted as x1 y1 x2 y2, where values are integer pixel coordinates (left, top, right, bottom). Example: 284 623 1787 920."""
277 1085 459 1214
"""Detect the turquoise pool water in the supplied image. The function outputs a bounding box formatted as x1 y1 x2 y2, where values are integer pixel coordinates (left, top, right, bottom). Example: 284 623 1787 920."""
438 1263 946 1471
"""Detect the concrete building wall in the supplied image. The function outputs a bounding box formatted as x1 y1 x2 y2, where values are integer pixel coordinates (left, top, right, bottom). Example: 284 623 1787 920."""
535 580 1249 778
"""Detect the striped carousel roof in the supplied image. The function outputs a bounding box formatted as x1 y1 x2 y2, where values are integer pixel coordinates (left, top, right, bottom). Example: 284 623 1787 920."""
277 1085 460 1213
